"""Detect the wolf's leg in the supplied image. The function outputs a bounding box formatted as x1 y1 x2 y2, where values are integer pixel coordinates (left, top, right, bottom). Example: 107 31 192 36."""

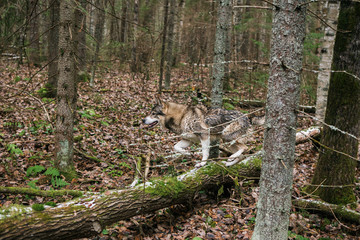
174 140 192 155
195 136 210 168
223 143 247 167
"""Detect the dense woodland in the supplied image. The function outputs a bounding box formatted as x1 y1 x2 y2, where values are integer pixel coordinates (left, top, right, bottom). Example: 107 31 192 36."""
0 0 359 239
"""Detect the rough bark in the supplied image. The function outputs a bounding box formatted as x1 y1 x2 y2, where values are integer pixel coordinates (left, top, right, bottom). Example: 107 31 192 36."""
172 0 185 66
55 0 77 178
27 0 40 66
109 0 120 43
120 0 128 43
315 1 340 123
90 0 106 87
209 0 231 159
130 0 139 72
164 0 177 89
158 0 169 92
74 0 87 73
308 2 360 204
0 159 261 240
211 0 231 108
252 1 307 240
45 0 60 97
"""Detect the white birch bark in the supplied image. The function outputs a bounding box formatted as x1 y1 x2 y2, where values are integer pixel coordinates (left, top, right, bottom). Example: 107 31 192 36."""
315 1 340 122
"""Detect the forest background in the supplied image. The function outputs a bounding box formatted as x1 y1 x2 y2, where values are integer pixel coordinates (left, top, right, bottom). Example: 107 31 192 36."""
0 0 359 239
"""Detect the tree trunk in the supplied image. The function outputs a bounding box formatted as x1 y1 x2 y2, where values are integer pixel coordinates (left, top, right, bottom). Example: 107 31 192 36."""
211 0 231 108
172 0 185 66
45 0 60 98
27 0 40 66
120 0 128 43
55 0 77 179
74 0 87 73
0 159 261 240
209 0 231 159
252 1 307 240
164 0 177 89
130 0 139 72
90 0 106 87
315 1 340 123
158 0 169 92
308 2 360 205
109 0 120 43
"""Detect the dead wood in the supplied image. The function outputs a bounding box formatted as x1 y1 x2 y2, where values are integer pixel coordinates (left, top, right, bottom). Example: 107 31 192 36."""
295 126 321 144
293 198 360 225
0 155 261 240
0 187 82 198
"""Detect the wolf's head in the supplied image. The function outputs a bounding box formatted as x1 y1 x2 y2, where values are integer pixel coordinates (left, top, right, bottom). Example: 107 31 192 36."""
142 97 168 128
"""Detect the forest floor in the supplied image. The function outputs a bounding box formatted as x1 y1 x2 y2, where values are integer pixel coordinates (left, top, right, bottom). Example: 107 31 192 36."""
0 59 359 240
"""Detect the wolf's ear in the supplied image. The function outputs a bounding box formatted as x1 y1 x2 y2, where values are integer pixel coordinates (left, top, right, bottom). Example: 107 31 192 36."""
155 95 162 106
162 102 169 111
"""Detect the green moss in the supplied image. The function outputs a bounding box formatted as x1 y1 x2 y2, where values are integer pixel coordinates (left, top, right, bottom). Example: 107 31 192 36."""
45 201 57 207
145 176 187 198
32 204 45 212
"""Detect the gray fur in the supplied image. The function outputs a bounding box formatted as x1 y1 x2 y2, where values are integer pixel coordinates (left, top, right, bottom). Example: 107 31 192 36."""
142 99 251 167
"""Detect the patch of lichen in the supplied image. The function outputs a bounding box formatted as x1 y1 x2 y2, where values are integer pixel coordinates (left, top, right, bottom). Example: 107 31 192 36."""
0 204 31 220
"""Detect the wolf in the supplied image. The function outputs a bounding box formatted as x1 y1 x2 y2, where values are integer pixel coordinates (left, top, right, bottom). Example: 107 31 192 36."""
142 98 252 167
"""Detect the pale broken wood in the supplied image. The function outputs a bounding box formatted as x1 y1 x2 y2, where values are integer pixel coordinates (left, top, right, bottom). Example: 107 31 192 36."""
295 126 321 144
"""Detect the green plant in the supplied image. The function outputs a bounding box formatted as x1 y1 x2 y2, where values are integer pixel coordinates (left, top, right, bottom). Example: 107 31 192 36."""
45 167 69 188
288 231 309 240
6 143 23 156
32 203 45 211
45 201 57 207
27 180 39 189
105 162 131 177
26 165 69 189
29 120 53 135
79 109 97 119
247 216 256 224
115 148 128 159
26 165 45 177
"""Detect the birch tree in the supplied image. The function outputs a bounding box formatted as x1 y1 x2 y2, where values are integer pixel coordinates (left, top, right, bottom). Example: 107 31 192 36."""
315 1 340 122
252 1 307 239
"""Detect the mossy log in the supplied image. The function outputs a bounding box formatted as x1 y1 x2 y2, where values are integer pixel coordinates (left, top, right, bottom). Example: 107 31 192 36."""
0 155 261 240
0 187 83 198
293 198 360 225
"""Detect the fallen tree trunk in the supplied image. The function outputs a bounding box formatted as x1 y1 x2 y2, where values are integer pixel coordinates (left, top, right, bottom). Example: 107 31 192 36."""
293 198 360 225
0 187 83 198
0 155 262 240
